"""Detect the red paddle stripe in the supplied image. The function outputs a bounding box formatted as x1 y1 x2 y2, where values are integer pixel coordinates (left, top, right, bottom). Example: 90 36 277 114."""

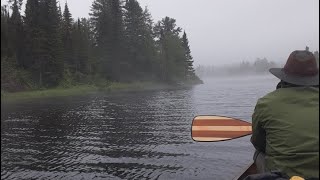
192 131 252 138
193 120 251 126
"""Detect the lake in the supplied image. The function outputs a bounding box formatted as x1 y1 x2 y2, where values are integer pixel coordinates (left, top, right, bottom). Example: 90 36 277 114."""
1 75 279 180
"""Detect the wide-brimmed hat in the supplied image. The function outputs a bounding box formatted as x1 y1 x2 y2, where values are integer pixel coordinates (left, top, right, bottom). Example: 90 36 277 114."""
269 50 319 86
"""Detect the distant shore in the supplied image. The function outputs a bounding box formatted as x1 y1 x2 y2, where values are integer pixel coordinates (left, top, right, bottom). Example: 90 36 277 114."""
1 81 203 103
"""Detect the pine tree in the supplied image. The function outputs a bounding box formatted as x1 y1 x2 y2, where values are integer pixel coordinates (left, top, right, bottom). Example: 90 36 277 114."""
141 7 157 80
182 31 196 80
154 17 182 37
38 0 64 87
24 0 49 87
110 0 125 80
1 5 10 58
90 0 125 81
123 0 156 80
71 19 81 74
78 18 91 74
24 0 39 67
62 2 74 71
70 18 91 79
90 0 113 78
8 0 24 66
57 3 62 21
83 18 97 75
154 17 184 82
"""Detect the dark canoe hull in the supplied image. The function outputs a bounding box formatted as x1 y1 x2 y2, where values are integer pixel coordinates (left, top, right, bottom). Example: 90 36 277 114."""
233 163 257 180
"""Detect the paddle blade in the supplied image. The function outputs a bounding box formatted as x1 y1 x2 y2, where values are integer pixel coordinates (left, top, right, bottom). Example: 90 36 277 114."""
191 115 252 142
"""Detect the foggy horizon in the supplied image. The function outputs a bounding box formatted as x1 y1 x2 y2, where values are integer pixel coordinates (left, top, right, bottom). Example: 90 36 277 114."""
2 0 319 67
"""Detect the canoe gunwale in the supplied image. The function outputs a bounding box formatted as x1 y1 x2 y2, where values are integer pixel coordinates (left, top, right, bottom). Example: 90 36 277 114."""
233 162 257 180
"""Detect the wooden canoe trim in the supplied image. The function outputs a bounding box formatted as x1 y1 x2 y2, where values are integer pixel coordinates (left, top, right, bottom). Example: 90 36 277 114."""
233 163 257 180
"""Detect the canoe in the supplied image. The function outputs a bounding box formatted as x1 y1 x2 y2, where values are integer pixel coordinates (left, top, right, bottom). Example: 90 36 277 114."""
233 162 257 180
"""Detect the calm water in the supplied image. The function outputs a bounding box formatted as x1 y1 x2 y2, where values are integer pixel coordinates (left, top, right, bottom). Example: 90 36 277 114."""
1 75 279 180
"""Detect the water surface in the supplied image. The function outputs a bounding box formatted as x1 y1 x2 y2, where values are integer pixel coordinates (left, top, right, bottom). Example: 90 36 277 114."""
1 75 279 180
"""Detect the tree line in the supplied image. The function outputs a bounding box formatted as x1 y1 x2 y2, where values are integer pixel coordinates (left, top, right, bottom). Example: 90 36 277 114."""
196 50 319 78
196 58 277 77
1 0 201 92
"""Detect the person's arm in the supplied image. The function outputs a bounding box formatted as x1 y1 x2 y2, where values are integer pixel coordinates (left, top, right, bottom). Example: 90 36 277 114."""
251 99 267 153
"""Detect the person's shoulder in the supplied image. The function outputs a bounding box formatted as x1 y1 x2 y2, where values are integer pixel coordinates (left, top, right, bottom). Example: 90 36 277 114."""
258 87 319 104
253 91 277 115
257 89 279 104
256 89 290 107
272 87 319 96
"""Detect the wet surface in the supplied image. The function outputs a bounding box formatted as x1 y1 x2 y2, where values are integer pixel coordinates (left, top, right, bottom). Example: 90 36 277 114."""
1 75 278 179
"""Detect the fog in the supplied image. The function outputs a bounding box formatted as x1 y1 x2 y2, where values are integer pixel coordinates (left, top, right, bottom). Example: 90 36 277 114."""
2 0 319 66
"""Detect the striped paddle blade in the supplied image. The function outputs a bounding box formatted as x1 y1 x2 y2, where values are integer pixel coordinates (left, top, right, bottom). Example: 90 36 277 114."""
192 115 252 142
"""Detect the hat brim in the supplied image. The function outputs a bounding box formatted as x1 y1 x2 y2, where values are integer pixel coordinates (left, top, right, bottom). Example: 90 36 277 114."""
269 68 319 86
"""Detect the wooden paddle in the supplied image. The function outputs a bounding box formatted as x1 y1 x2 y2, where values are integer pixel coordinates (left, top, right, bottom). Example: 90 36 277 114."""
191 115 252 142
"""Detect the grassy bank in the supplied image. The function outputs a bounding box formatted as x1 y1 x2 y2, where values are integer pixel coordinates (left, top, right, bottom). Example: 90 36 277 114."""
1 85 98 103
1 81 196 103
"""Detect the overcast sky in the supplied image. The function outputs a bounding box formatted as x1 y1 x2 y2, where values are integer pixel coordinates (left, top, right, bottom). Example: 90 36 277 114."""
2 0 319 66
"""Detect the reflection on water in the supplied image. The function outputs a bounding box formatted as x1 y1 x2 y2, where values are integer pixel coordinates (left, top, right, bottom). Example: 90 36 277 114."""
1 75 278 180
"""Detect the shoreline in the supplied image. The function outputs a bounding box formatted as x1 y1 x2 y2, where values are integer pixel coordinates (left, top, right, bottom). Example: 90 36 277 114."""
1 81 202 103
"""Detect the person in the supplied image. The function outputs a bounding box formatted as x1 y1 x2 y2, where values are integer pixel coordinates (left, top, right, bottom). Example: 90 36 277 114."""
250 50 319 179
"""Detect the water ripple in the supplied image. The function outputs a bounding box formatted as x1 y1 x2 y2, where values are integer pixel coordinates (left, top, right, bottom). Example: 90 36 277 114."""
1 75 278 179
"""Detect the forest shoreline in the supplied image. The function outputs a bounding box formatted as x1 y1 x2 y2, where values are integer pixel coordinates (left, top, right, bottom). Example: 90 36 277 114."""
1 80 203 103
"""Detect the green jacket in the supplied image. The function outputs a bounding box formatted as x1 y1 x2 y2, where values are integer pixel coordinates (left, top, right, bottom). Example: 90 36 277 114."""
251 87 319 178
